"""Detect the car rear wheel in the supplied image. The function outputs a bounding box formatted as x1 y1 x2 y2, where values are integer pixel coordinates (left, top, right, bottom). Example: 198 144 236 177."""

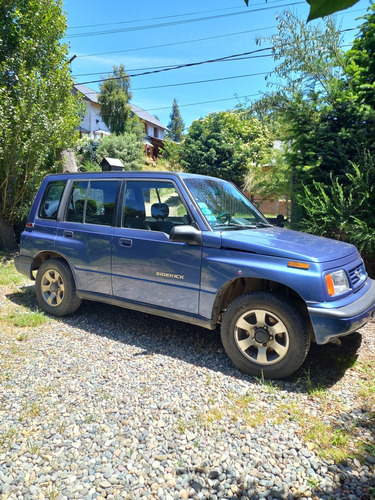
221 291 310 379
35 259 81 316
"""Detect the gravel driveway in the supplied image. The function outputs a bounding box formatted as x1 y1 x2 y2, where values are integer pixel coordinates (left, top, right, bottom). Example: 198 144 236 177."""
0 277 374 500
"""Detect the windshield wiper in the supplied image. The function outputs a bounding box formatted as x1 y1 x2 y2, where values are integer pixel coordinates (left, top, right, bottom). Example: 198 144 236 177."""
253 221 272 227
213 221 272 229
213 222 257 229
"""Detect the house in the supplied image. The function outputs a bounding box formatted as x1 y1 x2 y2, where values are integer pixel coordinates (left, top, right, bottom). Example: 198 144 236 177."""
73 84 168 158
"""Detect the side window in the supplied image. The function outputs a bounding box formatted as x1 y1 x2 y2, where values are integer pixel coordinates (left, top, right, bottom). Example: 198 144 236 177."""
122 182 150 230
122 180 191 234
86 181 119 226
66 180 119 225
38 181 66 220
66 181 88 223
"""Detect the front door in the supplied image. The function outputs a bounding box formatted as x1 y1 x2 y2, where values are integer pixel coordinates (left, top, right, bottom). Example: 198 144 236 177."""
112 180 202 314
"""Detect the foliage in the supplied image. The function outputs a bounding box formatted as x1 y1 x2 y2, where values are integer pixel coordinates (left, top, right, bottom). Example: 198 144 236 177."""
0 0 82 248
243 0 360 21
242 143 291 209
0 254 26 286
96 133 144 171
79 160 101 172
265 11 346 97
75 136 99 166
180 111 273 186
98 65 136 134
257 11 375 225
299 152 375 261
150 157 173 172
167 99 185 142
161 137 183 171
346 4 375 109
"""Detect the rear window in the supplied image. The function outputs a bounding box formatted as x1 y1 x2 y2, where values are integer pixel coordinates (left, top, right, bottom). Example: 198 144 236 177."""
38 181 67 220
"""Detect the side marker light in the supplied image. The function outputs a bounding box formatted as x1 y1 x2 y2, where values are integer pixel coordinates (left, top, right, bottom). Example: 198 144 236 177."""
287 261 310 270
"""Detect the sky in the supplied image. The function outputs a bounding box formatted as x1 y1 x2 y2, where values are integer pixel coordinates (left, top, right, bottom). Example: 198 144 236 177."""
63 0 372 130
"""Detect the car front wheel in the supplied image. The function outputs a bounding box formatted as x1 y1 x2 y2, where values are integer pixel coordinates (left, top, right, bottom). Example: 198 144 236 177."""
35 259 81 316
221 292 310 379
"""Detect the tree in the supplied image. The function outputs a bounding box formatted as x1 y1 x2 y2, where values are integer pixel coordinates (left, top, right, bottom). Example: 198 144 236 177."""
180 111 273 186
242 144 292 216
167 99 185 142
161 138 183 171
266 11 346 97
299 153 375 277
257 11 375 225
346 4 375 109
244 0 360 21
96 133 144 171
0 0 82 250
98 65 135 135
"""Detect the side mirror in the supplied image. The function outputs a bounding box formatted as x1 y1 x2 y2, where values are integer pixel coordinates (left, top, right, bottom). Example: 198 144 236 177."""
170 225 202 245
276 214 285 227
267 214 285 227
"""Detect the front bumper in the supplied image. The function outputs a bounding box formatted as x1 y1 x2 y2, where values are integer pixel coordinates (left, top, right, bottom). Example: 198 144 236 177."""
308 278 375 344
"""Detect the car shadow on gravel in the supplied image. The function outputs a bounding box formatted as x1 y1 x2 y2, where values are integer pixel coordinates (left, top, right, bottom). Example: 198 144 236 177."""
7 287 364 394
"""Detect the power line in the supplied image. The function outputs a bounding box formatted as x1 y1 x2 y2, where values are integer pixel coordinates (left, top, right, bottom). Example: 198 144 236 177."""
132 72 270 91
75 27 276 60
72 23 360 81
67 0 288 31
65 2 304 39
67 6 248 30
73 51 273 79
75 71 270 99
145 94 261 112
71 23 360 79
76 48 273 85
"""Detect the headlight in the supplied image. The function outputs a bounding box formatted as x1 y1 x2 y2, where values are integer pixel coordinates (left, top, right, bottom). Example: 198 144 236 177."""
325 270 350 296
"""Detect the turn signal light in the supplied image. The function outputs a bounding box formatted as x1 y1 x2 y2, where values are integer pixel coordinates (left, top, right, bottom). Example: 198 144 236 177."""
325 274 335 296
287 261 309 270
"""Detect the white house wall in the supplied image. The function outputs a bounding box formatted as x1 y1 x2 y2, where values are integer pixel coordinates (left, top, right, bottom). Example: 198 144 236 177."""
145 123 165 139
81 99 165 140
82 101 109 137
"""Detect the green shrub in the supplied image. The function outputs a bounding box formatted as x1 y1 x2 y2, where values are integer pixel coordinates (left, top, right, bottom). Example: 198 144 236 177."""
96 133 144 171
299 152 375 275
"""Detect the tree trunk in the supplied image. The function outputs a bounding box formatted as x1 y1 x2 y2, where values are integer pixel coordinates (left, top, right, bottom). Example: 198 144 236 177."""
0 214 17 251
58 148 78 173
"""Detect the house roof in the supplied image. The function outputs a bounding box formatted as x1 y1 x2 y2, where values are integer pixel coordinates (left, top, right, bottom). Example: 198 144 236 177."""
74 84 168 131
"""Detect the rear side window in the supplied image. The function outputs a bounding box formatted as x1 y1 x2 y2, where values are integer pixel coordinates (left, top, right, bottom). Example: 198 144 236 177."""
38 181 66 220
66 180 120 226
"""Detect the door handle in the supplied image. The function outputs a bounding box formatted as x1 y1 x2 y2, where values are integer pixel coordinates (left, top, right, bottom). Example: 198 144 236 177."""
119 238 132 248
63 230 74 238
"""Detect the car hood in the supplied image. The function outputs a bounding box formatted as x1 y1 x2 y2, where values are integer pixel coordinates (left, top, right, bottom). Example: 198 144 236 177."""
220 226 357 263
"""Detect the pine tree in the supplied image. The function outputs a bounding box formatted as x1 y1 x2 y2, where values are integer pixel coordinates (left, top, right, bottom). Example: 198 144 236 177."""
167 99 185 142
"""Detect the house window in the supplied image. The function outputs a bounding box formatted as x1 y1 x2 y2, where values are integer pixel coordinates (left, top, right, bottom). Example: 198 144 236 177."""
153 127 158 138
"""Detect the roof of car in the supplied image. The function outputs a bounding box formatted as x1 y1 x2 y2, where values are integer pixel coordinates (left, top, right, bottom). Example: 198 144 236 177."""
45 171 216 181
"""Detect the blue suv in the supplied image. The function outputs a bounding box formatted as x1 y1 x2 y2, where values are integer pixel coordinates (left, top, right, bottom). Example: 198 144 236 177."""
15 171 375 379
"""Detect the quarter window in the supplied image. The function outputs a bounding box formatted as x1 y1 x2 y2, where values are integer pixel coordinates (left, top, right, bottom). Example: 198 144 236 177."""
38 181 66 220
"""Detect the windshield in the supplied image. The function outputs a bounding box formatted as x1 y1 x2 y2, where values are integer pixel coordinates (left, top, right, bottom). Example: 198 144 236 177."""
184 177 270 230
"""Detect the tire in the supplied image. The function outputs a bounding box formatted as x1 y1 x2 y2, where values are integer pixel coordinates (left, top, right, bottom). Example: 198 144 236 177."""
35 259 82 317
221 292 310 379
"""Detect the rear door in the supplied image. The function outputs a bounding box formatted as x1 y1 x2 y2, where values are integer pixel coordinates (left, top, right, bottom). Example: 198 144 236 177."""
112 179 202 313
55 179 120 295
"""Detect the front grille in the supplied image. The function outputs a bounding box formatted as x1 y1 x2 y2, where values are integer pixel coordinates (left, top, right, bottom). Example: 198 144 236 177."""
349 263 366 287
